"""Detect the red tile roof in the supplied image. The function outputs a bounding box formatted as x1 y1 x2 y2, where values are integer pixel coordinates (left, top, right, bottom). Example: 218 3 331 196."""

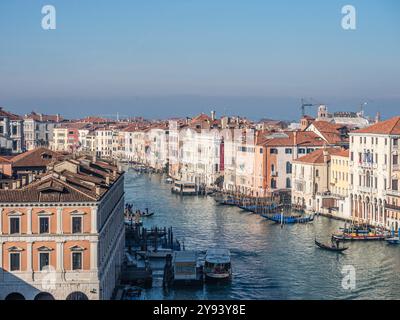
0 107 22 120
353 116 400 135
11 148 63 168
0 156 122 203
257 131 325 147
294 147 341 164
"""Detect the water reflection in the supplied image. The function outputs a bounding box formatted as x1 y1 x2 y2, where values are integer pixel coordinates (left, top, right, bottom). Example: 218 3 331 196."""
124 171 400 300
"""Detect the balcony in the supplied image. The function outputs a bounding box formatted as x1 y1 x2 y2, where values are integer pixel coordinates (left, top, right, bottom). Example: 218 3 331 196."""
358 162 378 170
385 203 400 212
386 189 400 197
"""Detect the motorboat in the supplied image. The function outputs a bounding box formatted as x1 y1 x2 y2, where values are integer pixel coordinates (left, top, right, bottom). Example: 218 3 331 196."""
204 248 232 281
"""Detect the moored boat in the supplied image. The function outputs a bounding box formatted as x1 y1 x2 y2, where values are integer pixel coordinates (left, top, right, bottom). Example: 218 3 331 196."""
261 213 314 224
386 237 400 244
171 181 198 195
204 248 232 281
165 177 174 184
332 232 386 241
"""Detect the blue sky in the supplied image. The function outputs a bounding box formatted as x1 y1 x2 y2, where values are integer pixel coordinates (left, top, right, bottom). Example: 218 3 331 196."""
0 0 399 120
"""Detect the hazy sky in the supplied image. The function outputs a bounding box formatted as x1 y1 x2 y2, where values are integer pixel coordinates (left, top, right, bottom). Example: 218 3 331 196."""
0 0 399 120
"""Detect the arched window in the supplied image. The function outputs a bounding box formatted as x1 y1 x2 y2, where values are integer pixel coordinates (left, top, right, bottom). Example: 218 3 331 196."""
286 161 292 174
66 292 89 300
5 292 25 300
286 178 291 188
271 179 276 189
34 292 55 300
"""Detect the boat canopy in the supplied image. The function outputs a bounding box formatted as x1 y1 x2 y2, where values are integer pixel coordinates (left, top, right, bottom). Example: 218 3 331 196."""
205 249 231 264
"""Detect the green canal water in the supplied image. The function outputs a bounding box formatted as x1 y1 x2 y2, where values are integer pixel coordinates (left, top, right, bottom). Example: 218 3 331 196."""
124 170 400 300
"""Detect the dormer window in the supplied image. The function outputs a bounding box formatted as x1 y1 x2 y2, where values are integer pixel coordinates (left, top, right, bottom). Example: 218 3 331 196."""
41 153 53 160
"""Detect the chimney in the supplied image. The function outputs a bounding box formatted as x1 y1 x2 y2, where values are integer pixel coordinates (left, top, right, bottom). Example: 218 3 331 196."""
16 180 21 189
28 173 33 183
92 154 97 163
12 181 17 189
375 112 381 124
56 114 60 122
323 149 329 163
39 113 43 122
95 186 101 196
21 176 27 186
293 131 297 146
113 170 117 178
211 110 216 121
106 176 110 186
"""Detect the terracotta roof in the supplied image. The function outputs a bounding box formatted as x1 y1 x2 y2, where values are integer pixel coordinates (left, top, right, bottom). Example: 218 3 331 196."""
352 116 400 135
294 147 340 164
0 156 12 163
332 148 349 158
257 131 325 147
191 113 212 123
0 156 122 203
0 107 22 120
78 116 112 124
11 148 63 168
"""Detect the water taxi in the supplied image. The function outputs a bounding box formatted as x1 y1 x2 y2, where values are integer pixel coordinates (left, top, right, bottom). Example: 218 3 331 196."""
171 181 197 195
204 249 232 281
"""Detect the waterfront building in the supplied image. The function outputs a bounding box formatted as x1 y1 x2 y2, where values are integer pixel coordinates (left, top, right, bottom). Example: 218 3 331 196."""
257 131 326 194
317 149 351 220
179 126 223 187
292 148 340 213
23 112 62 151
0 107 24 154
146 125 169 171
349 116 400 229
168 120 182 180
232 129 257 195
0 155 124 300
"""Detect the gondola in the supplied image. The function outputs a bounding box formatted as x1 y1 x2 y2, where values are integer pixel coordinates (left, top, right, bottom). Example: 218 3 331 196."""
140 212 154 217
314 239 348 252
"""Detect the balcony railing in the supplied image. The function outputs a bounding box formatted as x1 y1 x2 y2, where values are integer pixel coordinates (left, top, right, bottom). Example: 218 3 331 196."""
387 189 400 197
385 203 400 212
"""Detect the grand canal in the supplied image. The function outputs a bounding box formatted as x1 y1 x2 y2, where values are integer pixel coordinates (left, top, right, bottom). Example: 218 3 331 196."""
124 170 400 300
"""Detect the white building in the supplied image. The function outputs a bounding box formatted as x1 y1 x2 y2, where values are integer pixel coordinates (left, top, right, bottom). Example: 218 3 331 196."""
292 148 339 213
23 112 62 151
180 127 223 187
349 116 400 229
0 107 24 154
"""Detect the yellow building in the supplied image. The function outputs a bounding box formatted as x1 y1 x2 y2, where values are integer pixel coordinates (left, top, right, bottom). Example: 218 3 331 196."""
330 149 350 198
